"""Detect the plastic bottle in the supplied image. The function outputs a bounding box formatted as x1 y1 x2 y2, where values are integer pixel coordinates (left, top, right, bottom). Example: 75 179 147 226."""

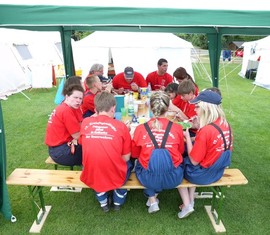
147 83 152 98
128 92 134 116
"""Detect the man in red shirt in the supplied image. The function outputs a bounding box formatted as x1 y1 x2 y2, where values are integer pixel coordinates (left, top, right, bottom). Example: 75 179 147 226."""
112 66 147 94
146 58 173 91
80 92 133 212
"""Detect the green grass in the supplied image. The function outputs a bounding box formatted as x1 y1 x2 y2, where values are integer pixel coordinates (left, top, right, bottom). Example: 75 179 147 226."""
1 63 270 235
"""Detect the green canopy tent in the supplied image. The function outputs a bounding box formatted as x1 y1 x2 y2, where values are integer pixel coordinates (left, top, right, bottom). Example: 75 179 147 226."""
1 0 270 221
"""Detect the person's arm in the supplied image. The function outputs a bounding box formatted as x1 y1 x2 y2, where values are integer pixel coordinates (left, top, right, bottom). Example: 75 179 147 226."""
169 101 188 121
184 129 199 165
71 132 80 144
122 153 131 162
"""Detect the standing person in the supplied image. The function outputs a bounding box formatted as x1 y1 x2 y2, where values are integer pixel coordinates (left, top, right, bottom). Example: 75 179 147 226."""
146 58 173 91
81 75 112 118
45 84 84 166
173 67 199 96
112 66 147 94
80 92 133 212
178 90 233 219
132 91 185 214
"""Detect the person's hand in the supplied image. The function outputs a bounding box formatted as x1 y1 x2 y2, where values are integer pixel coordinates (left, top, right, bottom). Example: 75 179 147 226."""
131 82 139 91
104 83 113 93
118 87 125 94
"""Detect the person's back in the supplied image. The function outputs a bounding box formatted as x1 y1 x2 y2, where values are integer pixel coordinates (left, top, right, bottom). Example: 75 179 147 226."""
132 91 185 214
80 92 133 212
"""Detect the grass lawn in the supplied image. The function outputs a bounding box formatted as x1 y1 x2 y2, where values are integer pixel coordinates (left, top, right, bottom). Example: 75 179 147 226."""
1 62 270 235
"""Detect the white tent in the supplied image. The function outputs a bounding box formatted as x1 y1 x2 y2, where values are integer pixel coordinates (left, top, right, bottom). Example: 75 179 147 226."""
239 36 270 90
72 31 194 80
0 28 63 98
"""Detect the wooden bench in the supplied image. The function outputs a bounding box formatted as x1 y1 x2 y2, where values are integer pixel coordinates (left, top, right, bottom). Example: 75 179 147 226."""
45 156 74 170
6 168 248 233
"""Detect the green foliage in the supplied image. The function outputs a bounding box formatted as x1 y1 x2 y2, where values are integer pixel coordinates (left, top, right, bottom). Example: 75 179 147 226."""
1 68 270 234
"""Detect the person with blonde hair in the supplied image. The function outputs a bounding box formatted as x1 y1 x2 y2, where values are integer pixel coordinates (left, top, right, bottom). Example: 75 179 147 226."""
178 90 233 219
132 91 185 214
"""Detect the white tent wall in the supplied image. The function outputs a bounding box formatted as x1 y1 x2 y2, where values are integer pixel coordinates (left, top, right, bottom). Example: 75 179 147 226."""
0 28 63 96
0 43 31 98
239 36 270 90
72 31 194 81
253 48 270 90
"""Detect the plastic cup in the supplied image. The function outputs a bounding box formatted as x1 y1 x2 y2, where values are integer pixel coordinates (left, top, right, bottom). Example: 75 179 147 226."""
114 112 122 121
121 107 127 117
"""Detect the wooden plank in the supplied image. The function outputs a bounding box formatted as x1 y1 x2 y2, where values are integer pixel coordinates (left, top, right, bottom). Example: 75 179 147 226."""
29 206 52 233
205 205 226 233
6 168 248 189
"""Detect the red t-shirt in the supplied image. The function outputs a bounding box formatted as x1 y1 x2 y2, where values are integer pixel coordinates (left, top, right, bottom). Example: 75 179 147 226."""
80 115 131 192
45 103 81 146
190 119 233 168
81 90 97 115
112 72 147 91
131 118 184 169
146 71 173 91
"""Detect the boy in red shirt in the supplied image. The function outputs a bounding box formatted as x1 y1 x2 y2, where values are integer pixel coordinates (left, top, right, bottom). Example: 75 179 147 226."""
80 92 133 212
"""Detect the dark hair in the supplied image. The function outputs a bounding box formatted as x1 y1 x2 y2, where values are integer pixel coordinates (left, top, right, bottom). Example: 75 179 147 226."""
157 58 168 66
173 67 191 81
165 82 179 94
65 83 84 96
62 76 82 96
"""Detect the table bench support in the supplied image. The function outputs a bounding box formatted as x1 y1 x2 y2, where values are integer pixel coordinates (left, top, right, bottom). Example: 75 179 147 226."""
28 186 47 225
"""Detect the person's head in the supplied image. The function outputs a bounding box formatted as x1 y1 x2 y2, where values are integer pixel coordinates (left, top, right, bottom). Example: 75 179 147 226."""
204 87 222 97
124 66 134 83
173 67 192 83
165 82 179 100
94 91 116 117
89 63 104 76
190 90 226 128
150 91 170 130
85 75 102 91
157 58 168 75
178 79 196 102
62 76 82 96
64 84 84 109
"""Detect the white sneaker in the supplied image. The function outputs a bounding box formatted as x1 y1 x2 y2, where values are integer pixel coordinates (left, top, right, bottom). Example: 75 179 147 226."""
148 202 160 214
146 198 159 207
178 204 194 219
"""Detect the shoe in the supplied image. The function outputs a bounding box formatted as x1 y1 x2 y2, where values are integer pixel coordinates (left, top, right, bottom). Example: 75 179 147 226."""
146 198 159 207
148 202 160 214
179 200 194 210
178 204 194 219
113 204 121 211
101 204 110 213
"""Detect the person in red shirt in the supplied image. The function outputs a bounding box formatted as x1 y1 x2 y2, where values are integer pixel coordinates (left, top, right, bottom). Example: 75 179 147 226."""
146 58 173 91
178 90 233 219
131 91 185 214
112 66 147 94
173 67 199 96
81 75 112 118
80 92 133 212
45 84 84 166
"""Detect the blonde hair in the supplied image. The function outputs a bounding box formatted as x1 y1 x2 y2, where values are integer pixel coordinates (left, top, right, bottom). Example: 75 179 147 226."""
198 101 227 128
150 91 170 130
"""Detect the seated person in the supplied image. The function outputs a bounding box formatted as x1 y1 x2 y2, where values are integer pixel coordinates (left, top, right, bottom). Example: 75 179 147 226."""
178 90 233 219
112 66 147 94
177 79 199 136
173 67 199 96
132 91 185 214
45 84 84 166
146 58 173 91
80 92 133 212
